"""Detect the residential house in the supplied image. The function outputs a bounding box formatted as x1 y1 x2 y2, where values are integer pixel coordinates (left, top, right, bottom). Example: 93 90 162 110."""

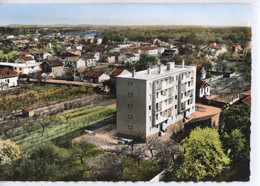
94 36 103 45
0 62 41 75
15 55 36 64
141 46 158 55
0 68 18 90
85 71 110 83
116 62 196 141
196 66 206 80
118 53 139 64
106 44 121 52
29 49 52 62
196 80 211 98
109 68 131 82
93 44 107 52
83 55 97 67
86 52 101 62
64 57 86 69
100 52 116 63
73 44 83 51
202 41 222 55
234 89 251 107
41 60 64 77
232 44 243 53
28 40 39 48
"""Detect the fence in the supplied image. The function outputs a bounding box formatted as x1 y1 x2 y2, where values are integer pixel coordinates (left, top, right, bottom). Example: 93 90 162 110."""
196 98 227 108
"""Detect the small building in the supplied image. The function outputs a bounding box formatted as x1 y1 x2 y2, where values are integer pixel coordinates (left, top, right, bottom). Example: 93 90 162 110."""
196 66 206 80
0 62 41 75
109 68 131 82
64 57 86 69
232 44 243 53
100 53 116 63
15 55 35 64
41 60 64 77
22 108 35 117
0 68 18 90
29 49 52 62
141 46 158 55
85 71 110 83
83 55 97 67
202 41 222 55
118 53 139 64
196 80 211 98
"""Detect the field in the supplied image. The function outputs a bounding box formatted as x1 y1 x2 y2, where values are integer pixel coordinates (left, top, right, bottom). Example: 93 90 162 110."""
0 83 96 113
1 105 116 153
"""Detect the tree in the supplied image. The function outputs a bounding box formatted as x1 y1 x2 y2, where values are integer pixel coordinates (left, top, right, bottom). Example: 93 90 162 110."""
0 139 21 165
71 141 96 165
146 137 157 158
134 54 160 71
175 127 229 181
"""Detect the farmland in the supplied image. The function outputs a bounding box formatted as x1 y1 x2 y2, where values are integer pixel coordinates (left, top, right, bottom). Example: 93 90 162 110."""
0 83 97 113
0 105 116 153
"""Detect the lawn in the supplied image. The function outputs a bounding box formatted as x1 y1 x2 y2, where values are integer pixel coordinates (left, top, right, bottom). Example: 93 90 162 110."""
1 105 116 153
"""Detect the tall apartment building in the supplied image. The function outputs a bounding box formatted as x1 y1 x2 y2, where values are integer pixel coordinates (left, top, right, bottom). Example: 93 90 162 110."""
116 61 196 141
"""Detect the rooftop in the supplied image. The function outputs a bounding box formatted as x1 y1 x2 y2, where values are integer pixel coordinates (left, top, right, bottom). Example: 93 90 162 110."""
0 68 18 78
117 62 196 80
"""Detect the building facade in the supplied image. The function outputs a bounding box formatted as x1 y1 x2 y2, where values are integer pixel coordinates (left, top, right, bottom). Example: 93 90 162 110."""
116 62 196 141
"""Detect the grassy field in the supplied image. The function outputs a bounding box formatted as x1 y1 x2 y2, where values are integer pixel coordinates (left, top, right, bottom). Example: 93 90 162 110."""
1 105 116 153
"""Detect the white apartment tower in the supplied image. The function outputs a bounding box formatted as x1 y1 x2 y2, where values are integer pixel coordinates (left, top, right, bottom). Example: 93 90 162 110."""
116 61 196 141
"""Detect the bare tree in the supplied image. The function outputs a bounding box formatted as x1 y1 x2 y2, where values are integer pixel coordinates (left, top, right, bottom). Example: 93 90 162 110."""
146 137 157 158
132 145 147 166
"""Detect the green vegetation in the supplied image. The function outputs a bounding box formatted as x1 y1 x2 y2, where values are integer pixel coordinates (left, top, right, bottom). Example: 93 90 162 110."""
218 104 250 181
19 33 40 40
0 139 21 165
0 142 103 181
1 105 116 152
0 83 96 113
97 30 127 43
165 127 229 182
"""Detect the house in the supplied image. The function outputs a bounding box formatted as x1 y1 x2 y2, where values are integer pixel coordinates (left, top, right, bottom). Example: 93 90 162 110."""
0 68 18 90
0 62 41 75
85 52 101 62
85 71 110 83
106 44 121 52
64 57 86 69
93 44 107 52
141 46 158 55
22 108 35 117
109 68 131 82
233 89 251 107
196 66 206 80
28 40 38 48
196 80 211 98
100 52 116 63
116 62 196 141
73 44 83 51
94 36 103 45
29 49 52 62
202 41 222 55
83 55 97 67
162 49 177 57
41 60 64 77
156 47 165 54
232 44 243 53
15 55 36 64
118 53 139 64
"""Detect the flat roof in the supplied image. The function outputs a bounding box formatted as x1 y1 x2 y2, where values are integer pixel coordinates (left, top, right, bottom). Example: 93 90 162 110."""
118 63 196 80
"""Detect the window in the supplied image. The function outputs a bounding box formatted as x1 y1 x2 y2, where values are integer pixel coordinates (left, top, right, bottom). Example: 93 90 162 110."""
149 105 151 110
175 105 177 109
176 76 178 80
128 104 133 108
156 114 158 120
175 95 177 100
128 114 133 119
181 93 183 99
188 81 190 87
20 68 22 70
128 125 133 129
128 92 133 97
156 92 159 98
161 90 163 96
128 81 134 86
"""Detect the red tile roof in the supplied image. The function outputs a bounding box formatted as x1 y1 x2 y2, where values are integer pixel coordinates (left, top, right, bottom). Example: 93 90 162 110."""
21 56 34 61
241 95 251 106
142 46 158 50
46 60 64 67
196 80 206 89
104 52 115 57
23 108 32 112
86 71 103 78
110 68 124 76
243 89 251 95
125 53 136 57
18 51 29 56
208 42 221 49
232 44 240 48
0 68 18 78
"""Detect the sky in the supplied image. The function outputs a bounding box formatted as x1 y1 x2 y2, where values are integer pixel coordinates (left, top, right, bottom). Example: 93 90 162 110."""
0 4 252 26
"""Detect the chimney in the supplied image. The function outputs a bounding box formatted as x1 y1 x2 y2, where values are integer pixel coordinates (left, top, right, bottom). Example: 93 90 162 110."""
147 66 151 75
132 69 136 78
158 64 163 74
167 62 175 71
182 59 185 68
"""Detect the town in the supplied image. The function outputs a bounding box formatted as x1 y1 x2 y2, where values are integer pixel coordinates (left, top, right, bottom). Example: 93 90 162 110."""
0 25 251 182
